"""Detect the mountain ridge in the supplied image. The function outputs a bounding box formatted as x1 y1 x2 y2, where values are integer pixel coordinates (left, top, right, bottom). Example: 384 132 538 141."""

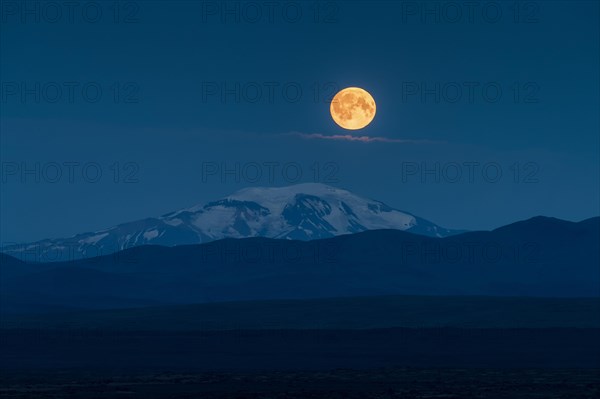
1 215 598 314
1 183 464 262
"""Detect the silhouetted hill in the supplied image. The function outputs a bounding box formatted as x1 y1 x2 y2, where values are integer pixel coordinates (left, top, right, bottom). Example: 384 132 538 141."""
1 216 598 312
2 295 599 331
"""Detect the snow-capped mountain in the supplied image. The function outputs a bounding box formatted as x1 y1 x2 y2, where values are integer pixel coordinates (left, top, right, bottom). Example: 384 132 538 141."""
2 183 462 261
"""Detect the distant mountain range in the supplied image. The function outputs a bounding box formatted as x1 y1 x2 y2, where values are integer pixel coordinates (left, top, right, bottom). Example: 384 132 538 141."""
1 183 463 262
1 216 598 313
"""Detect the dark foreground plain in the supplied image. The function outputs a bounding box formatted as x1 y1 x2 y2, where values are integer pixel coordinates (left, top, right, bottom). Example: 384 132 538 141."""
3 295 600 329
2 328 600 370
1 327 599 398
2 296 599 398
1 368 599 399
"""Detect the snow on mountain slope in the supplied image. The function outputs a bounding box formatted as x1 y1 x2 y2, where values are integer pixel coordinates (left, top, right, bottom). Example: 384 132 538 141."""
2 183 462 261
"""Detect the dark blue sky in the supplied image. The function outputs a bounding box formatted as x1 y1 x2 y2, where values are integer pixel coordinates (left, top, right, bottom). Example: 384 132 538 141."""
1 0 598 243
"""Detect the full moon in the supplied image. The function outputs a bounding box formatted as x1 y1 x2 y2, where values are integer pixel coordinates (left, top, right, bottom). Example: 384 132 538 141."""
330 87 376 130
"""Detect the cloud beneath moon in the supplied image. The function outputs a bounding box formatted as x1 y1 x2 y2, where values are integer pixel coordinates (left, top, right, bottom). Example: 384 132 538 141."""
286 132 443 144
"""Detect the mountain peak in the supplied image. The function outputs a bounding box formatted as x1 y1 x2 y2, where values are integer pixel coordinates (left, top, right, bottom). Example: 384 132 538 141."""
229 183 348 201
493 216 575 233
2 184 462 261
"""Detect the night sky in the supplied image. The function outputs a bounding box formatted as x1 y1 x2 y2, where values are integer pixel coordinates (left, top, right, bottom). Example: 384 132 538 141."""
1 0 598 243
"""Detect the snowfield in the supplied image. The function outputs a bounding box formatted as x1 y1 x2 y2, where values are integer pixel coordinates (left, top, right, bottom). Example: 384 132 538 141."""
2 183 461 261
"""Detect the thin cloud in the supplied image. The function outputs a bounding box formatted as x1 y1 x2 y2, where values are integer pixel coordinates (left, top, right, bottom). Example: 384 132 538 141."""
286 132 443 144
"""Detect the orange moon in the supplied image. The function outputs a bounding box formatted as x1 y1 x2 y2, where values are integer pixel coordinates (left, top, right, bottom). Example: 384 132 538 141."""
330 87 376 130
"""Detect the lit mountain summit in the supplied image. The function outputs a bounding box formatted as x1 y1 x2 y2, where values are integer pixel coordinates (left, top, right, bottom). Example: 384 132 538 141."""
3 183 461 261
